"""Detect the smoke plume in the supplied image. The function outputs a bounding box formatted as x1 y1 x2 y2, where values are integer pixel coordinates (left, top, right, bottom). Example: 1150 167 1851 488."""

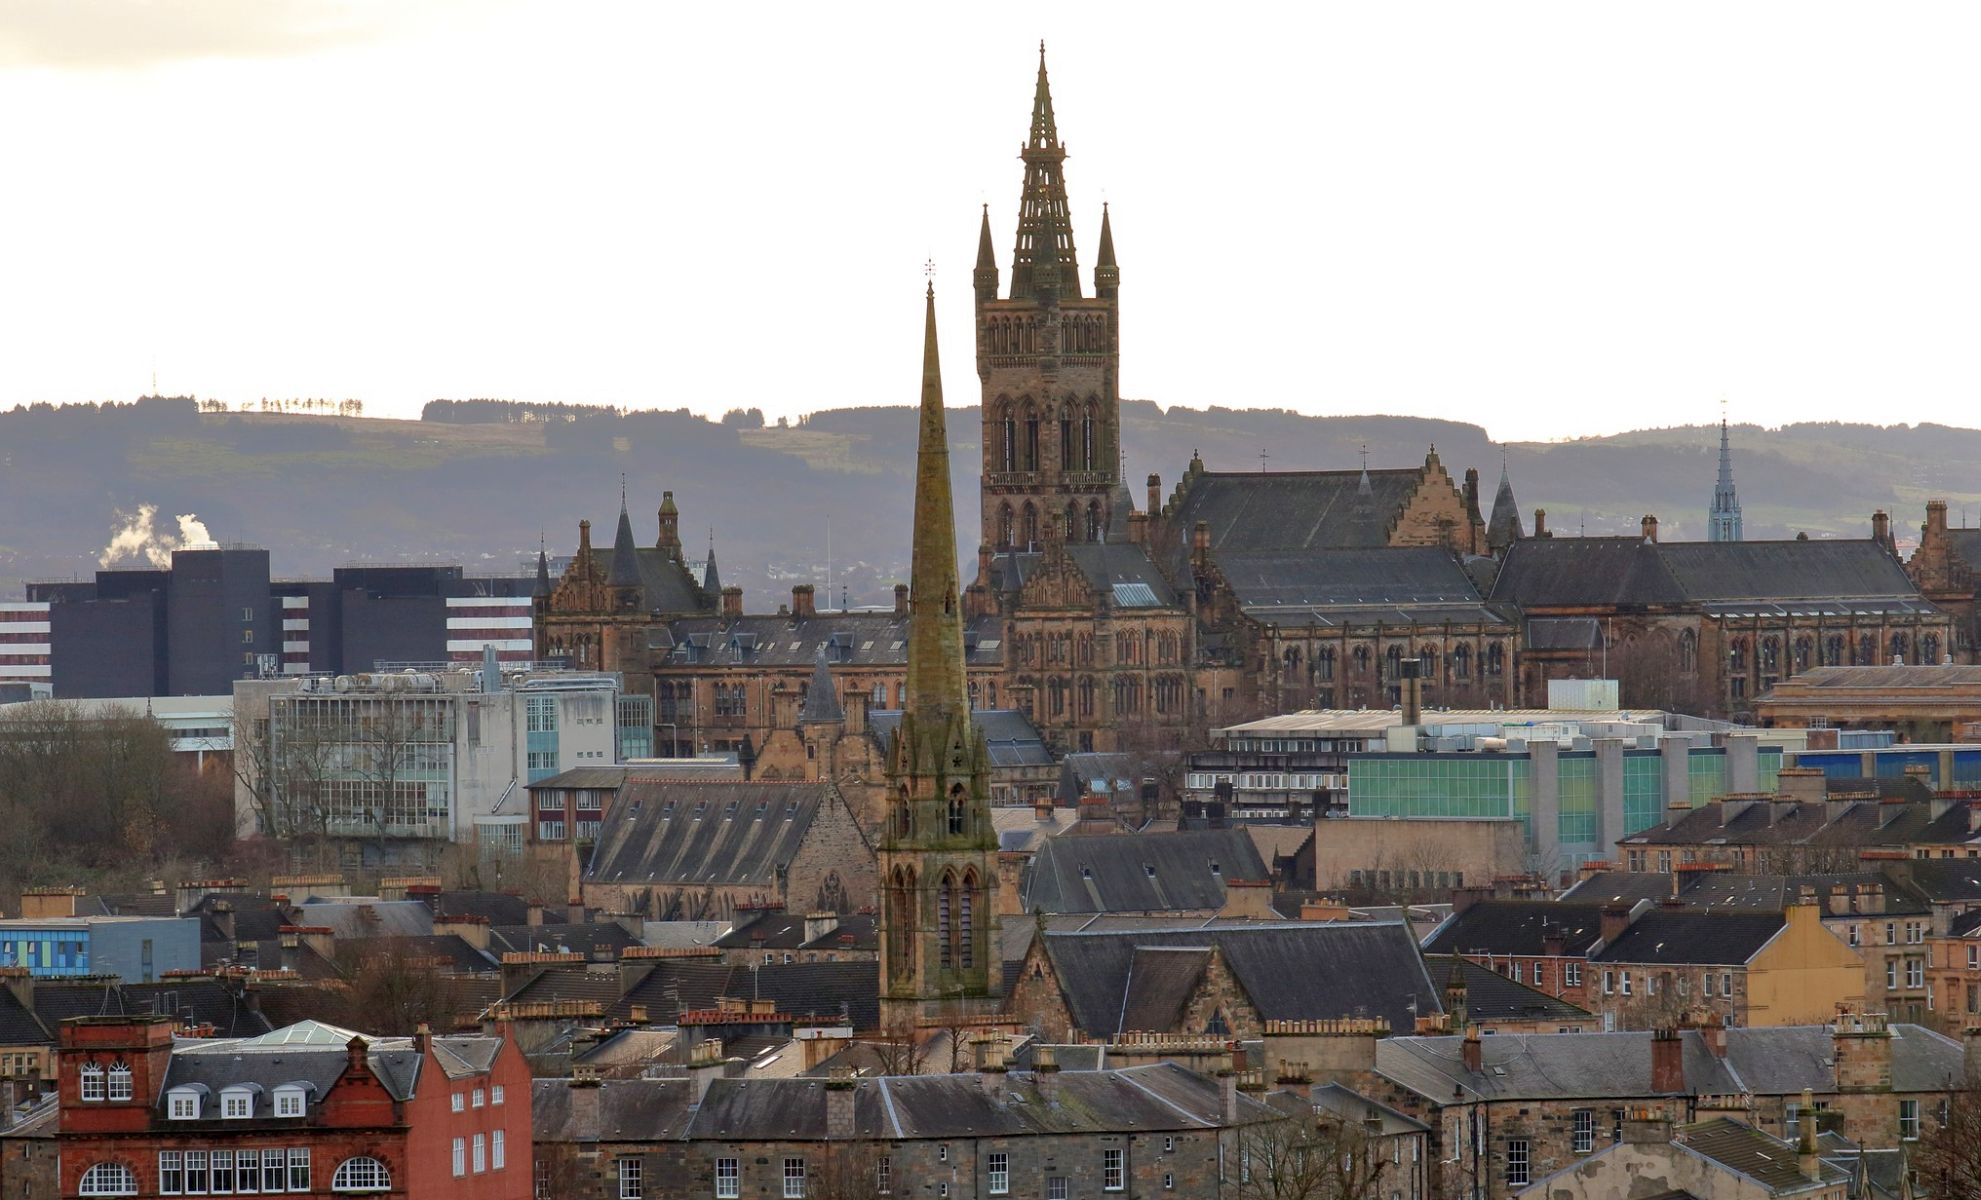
98 505 216 568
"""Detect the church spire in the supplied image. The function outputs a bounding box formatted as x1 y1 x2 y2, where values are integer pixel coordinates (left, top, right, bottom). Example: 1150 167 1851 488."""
702 530 722 598
1709 416 1743 542
1094 202 1118 299
1487 451 1525 554
607 495 642 589
799 646 843 725
1009 44 1081 300
533 535 552 598
906 283 968 718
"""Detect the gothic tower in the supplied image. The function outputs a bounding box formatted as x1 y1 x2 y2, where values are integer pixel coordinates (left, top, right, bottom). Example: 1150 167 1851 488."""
977 46 1122 552
1708 417 1743 542
878 283 1001 1033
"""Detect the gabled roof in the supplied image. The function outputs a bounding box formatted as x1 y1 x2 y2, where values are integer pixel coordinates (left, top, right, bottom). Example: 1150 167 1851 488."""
1623 799 1978 849
1020 828 1267 914
436 891 531 926
1212 547 1507 628
1421 900 1608 958
868 709 1052 769
533 1077 693 1143
1041 922 1439 1036
1677 1117 1851 1192
1428 955 1591 1027
991 543 1179 608
294 899 434 939
1590 910 1784 965
584 780 845 889
1169 469 1423 563
33 978 274 1039
488 922 641 959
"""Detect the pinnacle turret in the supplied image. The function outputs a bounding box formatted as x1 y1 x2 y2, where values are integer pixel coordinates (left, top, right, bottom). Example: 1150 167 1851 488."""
607 499 642 589
1708 418 1743 542
1094 202 1118 299
1487 454 1524 554
533 537 552 598
1009 45 1080 301
799 646 844 725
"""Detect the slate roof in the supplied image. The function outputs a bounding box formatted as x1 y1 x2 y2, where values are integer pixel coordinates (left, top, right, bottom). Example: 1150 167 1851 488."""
1213 548 1508 628
657 613 1003 669
293 899 434 939
1559 872 1677 907
993 804 1074 853
502 958 882 1030
800 913 876 952
1168 469 1423 563
1041 922 1440 1036
607 520 710 616
161 1022 505 1111
1682 872 1929 917
1678 1117 1851 1192
186 894 288 947
1590 910 1785 965
1622 799 1978 849
868 709 1052 770
1486 470 1523 551
584 780 848 888
1019 828 1267 914
1428 956 1592 1027
436 891 531 926
527 766 632 791
533 1077 694 1142
0 990 50 1046
990 543 1179 608
1376 1023 1961 1102
33 978 274 1039
1421 901 1609 958
1763 664 1981 689
488 922 641 959
718 911 816 950
686 1061 1278 1141
1311 1083 1430 1134
798 649 843 723
1491 537 1932 613
1895 858 1981 902
1118 947 1213 1032
349 934 501 973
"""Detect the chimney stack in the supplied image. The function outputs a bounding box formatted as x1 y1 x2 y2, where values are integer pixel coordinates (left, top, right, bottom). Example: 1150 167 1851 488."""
1872 509 1893 552
1533 508 1548 538
1650 1027 1684 1093
1797 1087 1821 1181
791 584 816 618
825 1067 857 1139
1147 474 1161 516
1600 904 1635 945
1641 514 1659 543
1192 520 1211 565
1460 1025 1483 1074
720 586 743 619
893 583 909 618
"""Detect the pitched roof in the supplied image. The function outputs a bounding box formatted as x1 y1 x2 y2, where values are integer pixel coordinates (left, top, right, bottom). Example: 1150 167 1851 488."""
685 1061 1278 1141
867 709 1052 769
1118 947 1213 1033
658 613 1003 669
1421 900 1609 958
1041 922 1439 1036
1623 799 1977 849
436 891 532 926
33 978 274 1039
1491 537 1932 613
583 780 846 889
1019 828 1267 914
293 899 434 939
1677 1117 1851 1192
1211 547 1508 628
990 543 1179 608
488 922 641 959
1429 956 1592 1027
798 649 843 723
533 1077 694 1143
1590 910 1785 965
1168 469 1423 563
1376 1023 1961 1102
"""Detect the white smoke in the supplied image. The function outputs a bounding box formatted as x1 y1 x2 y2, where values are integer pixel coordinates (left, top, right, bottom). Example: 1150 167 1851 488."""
98 505 215 568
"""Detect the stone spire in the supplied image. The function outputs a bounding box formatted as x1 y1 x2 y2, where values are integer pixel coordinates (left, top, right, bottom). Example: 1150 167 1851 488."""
799 646 843 725
1487 452 1525 554
607 497 642 589
1094 202 1118 299
533 536 552 598
1709 417 1743 542
973 204 999 303
1009 44 1081 301
906 283 969 718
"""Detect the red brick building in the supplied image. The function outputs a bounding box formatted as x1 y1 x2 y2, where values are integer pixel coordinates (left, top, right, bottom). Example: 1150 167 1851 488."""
57 1015 531 1198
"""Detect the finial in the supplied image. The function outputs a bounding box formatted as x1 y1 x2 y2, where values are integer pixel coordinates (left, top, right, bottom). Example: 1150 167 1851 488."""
619 473 626 506
1359 444 1369 470
925 257 936 298
1040 38 1046 59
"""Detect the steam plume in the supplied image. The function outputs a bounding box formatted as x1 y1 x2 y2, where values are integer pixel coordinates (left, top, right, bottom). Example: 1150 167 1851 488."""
98 505 215 568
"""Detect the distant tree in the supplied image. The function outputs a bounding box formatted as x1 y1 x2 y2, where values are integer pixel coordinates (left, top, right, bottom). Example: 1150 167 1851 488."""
721 407 766 429
1915 1086 1981 1197
1228 1106 1391 1200
335 939 454 1033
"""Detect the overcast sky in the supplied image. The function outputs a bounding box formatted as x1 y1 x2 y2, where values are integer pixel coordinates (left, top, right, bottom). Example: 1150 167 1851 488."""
5 1 1981 442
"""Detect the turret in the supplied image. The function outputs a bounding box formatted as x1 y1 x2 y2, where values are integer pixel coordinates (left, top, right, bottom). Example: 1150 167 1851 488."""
1093 202 1118 299
974 205 999 304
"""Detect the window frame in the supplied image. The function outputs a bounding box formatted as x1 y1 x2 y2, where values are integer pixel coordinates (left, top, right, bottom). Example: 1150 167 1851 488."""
79 1162 139 1197
1506 1138 1531 1187
716 1157 740 1199
619 1156 645 1200
330 1155 391 1194
1104 1147 1126 1192
988 1151 1009 1195
783 1157 807 1200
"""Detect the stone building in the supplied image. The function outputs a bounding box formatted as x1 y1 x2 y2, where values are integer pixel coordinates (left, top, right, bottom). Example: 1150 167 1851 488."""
1489 524 1951 719
532 1055 1283 1200
1361 1013 1963 1200
1514 1115 1851 1200
1903 497 1981 661
534 491 718 677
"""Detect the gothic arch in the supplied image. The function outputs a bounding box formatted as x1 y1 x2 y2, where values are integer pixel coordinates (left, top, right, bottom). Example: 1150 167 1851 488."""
1087 500 1103 542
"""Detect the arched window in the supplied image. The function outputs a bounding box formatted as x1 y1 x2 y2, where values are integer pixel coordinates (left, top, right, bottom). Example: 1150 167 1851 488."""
1022 504 1039 548
937 872 954 968
1087 500 1103 542
887 867 916 979
1025 411 1040 471
1891 632 1909 663
1354 645 1371 674
1059 414 1073 469
1452 645 1471 680
998 504 1015 549
1318 647 1337 682
1000 409 1016 473
1487 644 1504 676
1385 645 1403 677
107 1060 133 1101
1857 635 1873 666
1083 407 1096 470
1048 677 1066 717
948 784 967 835
1729 639 1747 671
1824 635 1843 666
1420 647 1439 678
79 1163 137 1196
894 790 912 840
79 1061 105 1102
960 871 978 969
1793 637 1811 671
1924 633 1941 664
1677 631 1697 673
1078 675 1095 718
1761 638 1779 672
331 1156 392 1193
1063 503 1077 541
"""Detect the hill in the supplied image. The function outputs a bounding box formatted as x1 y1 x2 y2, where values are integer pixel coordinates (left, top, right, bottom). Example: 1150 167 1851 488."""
2 397 1976 607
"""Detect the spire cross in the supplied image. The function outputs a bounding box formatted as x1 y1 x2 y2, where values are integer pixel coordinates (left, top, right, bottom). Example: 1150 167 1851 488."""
1359 444 1369 470
619 473 626 506
1258 448 1270 473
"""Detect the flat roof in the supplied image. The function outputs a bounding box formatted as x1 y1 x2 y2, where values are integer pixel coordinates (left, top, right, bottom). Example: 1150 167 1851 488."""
1217 708 1664 736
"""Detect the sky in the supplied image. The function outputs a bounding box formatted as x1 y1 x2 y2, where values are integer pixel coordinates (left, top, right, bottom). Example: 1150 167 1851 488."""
5 2 1981 443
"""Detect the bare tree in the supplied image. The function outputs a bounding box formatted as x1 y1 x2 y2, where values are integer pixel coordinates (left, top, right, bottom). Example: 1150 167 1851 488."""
1915 1085 1981 1198
1229 1109 1392 1200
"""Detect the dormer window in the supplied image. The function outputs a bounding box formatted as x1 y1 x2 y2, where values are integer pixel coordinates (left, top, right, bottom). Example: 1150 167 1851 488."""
79 1062 105 1102
221 1083 261 1119
167 1085 206 1120
274 1083 309 1118
107 1060 132 1101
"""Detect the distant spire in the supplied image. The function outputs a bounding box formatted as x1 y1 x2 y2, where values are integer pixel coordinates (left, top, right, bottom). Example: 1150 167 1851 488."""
1357 445 1373 497
973 204 1000 303
799 646 844 724
533 534 552 598
905 283 968 719
1487 450 1524 554
702 528 722 597
1009 45 1081 300
1708 415 1743 542
607 494 642 588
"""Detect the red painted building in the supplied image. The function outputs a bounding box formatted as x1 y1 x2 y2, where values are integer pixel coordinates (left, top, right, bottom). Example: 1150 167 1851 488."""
57 1016 531 1199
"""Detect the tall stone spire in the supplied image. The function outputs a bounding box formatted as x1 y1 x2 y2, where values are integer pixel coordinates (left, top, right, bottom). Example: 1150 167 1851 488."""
880 283 999 1031
1487 452 1525 555
1009 43 1081 301
702 533 722 598
607 496 642 589
1708 417 1743 542
533 536 552 598
799 646 843 725
973 205 999 303
906 283 968 717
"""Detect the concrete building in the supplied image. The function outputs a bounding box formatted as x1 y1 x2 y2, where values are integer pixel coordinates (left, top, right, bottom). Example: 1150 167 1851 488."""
232 664 650 862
